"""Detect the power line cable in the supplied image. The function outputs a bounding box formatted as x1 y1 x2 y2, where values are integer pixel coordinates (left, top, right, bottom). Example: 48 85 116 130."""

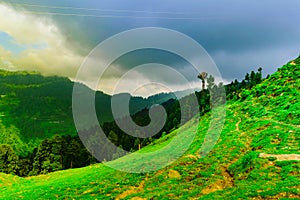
8 2 202 16
19 10 217 20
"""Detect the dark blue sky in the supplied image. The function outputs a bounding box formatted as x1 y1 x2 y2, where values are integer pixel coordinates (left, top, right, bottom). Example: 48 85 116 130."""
1 0 299 95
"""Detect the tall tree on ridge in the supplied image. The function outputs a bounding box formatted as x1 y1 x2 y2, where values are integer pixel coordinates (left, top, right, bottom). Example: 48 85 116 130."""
198 72 208 91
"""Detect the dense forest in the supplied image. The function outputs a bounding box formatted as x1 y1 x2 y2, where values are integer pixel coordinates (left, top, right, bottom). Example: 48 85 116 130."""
0 67 264 177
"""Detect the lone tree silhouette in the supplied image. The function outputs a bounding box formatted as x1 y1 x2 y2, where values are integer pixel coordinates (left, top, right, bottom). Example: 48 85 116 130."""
198 72 208 91
197 72 208 114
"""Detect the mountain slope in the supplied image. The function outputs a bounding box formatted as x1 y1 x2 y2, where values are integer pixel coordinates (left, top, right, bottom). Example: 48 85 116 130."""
0 56 299 199
0 70 178 156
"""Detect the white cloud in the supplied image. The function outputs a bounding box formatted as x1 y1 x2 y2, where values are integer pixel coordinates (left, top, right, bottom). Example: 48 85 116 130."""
0 3 229 97
0 3 84 77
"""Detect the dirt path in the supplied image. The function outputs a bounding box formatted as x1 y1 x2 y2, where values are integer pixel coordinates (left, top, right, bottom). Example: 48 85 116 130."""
233 112 253 149
201 167 234 195
259 153 300 161
221 167 234 187
235 113 242 132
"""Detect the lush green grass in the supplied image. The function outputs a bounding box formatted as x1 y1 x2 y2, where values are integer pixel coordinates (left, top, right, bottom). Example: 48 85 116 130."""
0 57 299 199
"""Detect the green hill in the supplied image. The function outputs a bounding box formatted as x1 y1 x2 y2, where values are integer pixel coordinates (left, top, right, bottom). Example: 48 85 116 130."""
0 57 299 199
0 70 178 156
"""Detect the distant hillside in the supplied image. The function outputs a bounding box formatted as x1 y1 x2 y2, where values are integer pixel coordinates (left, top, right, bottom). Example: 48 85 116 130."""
0 70 178 155
1 57 299 199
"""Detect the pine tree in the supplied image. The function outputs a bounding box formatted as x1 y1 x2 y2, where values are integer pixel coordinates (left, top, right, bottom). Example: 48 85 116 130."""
206 75 215 91
250 71 256 87
257 67 263 83
245 73 250 85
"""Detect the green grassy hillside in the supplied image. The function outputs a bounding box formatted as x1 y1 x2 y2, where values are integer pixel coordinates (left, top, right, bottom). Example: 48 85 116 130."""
0 57 299 199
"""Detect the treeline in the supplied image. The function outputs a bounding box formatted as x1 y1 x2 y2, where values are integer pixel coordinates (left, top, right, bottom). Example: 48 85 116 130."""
97 67 264 158
0 68 264 177
0 135 97 177
0 94 202 177
226 67 263 100
101 96 200 153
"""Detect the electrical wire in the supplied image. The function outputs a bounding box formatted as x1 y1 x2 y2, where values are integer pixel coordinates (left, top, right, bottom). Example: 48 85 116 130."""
3 1 218 20
20 10 216 20
9 2 201 15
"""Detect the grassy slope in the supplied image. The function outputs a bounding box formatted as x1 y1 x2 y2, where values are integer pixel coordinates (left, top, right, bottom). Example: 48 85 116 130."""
0 58 299 199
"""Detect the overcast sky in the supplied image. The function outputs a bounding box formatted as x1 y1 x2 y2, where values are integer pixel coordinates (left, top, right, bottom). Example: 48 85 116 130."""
0 0 299 96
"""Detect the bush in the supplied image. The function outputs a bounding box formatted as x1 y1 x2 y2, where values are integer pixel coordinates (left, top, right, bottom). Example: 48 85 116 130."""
240 89 252 100
228 151 259 177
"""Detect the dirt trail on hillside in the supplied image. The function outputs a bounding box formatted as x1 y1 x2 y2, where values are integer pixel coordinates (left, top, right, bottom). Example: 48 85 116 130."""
201 167 234 195
116 180 145 200
234 112 241 132
259 153 300 161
